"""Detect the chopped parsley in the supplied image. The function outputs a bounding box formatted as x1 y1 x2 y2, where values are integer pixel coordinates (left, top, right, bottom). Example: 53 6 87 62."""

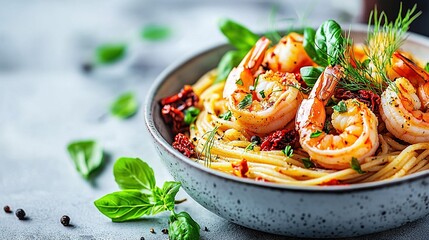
332 101 347 113
235 79 243 86
219 110 232 121
351 157 366 174
310 130 323 138
238 94 253 109
302 158 315 169
259 90 265 99
282 145 293 157
245 142 256 151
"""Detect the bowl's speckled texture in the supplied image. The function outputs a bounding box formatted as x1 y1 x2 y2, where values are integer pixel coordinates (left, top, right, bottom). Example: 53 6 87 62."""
145 28 429 238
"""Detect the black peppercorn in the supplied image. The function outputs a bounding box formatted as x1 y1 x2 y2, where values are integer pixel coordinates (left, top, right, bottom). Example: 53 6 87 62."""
81 62 93 73
60 215 70 226
161 228 168 234
250 135 261 144
15 209 26 220
204 226 209 232
140 237 145 240
3 205 11 213
149 228 155 234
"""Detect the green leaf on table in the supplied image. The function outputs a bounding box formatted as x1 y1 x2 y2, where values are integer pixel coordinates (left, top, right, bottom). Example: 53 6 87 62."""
151 181 182 214
110 92 139 119
141 24 171 41
113 157 156 193
219 18 259 50
67 140 104 179
168 211 201 240
300 66 324 87
94 190 153 222
96 43 126 64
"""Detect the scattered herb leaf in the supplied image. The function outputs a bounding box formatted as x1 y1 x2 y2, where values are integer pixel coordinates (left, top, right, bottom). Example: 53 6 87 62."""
110 92 139 119
219 110 232 121
67 140 104 179
332 101 347 113
215 50 246 83
282 145 293 157
300 66 324 87
141 24 171 41
238 94 253 109
310 130 323 138
245 142 256 151
259 90 265 99
235 79 243 86
351 157 366 174
96 43 126 64
184 107 200 125
302 158 315 169
219 18 259 50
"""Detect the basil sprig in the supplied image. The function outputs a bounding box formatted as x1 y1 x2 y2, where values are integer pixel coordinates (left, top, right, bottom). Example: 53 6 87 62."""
94 157 200 239
67 140 104 179
110 92 139 119
300 66 324 87
215 19 259 83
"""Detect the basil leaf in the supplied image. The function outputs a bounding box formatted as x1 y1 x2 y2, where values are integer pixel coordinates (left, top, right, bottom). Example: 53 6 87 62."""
94 190 153 222
219 110 232 121
282 145 293 157
110 92 139 119
113 157 156 193
332 101 347 113
351 157 366 174
67 140 104 179
96 43 126 64
302 158 315 169
219 19 259 50
141 24 171 41
303 28 328 66
215 50 245 83
315 20 344 66
310 130 323 138
238 94 253 109
152 181 182 213
169 211 200 240
184 107 200 125
300 66 324 87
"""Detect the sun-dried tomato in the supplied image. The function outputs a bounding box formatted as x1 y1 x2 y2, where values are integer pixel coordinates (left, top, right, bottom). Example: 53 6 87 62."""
334 88 381 114
231 159 249 178
160 85 199 134
172 133 195 158
261 129 299 151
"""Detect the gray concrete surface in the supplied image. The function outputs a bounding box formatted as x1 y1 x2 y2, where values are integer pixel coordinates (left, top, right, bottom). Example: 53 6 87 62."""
1 0 429 239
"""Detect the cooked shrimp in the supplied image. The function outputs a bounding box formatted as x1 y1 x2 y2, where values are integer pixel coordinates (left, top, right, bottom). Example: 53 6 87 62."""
223 37 303 135
296 66 379 170
380 52 429 144
264 32 314 73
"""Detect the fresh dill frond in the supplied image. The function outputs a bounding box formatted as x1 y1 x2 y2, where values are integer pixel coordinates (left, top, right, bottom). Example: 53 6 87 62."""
198 126 219 167
339 4 421 95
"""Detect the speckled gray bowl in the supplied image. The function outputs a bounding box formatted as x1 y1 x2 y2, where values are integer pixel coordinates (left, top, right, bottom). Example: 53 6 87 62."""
145 28 429 238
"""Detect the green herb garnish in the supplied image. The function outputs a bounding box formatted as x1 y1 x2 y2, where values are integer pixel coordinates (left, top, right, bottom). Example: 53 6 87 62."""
259 90 265 99
96 43 126 64
67 140 104 179
245 142 256 151
184 107 201 125
351 157 366 174
310 130 323 138
332 101 347 113
300 66 324 87
219 110 232 121
110 92 139 119
94 157 200 239
282 145 293 157
235 79 244 86
141 24 171 41
238 94 253 109
302 158 315 169
215 50 246 84
425 62 429 72
200 126 219 166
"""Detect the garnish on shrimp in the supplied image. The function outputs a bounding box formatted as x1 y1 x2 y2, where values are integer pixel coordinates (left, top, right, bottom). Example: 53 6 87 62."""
296 66 379 170
223 37 303 135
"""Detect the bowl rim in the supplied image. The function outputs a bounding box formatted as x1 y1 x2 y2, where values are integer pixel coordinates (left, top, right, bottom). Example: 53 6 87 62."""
145 26 429 193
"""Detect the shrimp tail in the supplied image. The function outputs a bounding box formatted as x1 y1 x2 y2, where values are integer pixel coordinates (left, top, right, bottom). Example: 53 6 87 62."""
391 51 429 86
